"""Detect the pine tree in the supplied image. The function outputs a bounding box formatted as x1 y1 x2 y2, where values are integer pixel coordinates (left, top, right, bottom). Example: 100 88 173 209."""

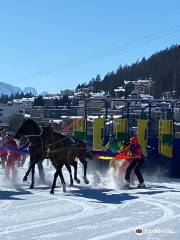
34 95 45 106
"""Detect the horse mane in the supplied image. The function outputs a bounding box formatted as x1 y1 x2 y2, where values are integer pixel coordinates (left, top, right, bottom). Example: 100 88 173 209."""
52 130 66 139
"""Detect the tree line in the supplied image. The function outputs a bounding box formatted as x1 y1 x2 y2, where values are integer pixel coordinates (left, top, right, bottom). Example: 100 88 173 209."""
0 92 34 104
77 45 180 98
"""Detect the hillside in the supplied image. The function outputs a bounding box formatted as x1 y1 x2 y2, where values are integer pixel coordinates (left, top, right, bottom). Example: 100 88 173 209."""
78 45 180 98
0 82 37 96
0 82 21 96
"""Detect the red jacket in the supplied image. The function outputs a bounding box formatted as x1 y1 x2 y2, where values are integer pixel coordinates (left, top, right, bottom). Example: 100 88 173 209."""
6 139 21 160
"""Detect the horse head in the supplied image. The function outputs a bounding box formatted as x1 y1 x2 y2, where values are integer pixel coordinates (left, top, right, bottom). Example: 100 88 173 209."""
15 119 41 140
41 124 69 149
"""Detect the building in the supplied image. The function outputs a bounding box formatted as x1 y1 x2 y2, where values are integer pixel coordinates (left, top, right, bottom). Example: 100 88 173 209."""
13 97 34 113
0 102 25 128
30 106 76 124
139 94 154 100
114 87 125 98
133 79 153 94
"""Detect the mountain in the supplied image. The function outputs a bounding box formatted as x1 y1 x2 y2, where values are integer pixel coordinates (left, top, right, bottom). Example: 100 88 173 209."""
41 91 49 96
0 82 22 96
77 45 180 98
23 87 38 96
0 82 38 96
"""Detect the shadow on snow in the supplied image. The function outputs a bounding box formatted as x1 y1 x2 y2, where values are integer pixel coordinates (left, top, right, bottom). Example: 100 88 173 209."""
67 186 138 204
0 188 32 200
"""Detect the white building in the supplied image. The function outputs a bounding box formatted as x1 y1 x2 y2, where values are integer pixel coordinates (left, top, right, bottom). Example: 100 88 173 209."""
13 97 34 111
90 91 106 98
140 94 154 100
134 79 153 94
114 87 125 98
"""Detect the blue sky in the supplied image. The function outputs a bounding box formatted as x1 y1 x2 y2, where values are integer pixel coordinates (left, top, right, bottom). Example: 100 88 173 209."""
0 0 180 94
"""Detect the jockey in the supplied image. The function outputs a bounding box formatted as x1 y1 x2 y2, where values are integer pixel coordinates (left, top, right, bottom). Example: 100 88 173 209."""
4 135 21 180
124 135 145 188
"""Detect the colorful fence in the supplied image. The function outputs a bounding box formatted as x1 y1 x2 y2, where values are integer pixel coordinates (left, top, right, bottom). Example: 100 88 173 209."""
114 118 129 143
137 119 148 157
93 118 104 150
159 120 173 158
73 117 86 140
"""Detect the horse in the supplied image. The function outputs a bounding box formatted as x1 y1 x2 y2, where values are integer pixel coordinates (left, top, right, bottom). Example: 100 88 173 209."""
41 124 89 193
14 118 47 189
15 119 89 193
15 119 74 190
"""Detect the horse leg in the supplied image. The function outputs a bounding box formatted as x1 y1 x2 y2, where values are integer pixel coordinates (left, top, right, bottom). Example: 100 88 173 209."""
23 162 34 181
37 160 46 183
50 170 59 194
30 164 35 189
80 158 89 184
57 167 66 192
65 162 74 186
72 161 80 184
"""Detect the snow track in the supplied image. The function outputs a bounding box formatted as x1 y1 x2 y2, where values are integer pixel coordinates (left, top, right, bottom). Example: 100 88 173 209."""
1 168 180 240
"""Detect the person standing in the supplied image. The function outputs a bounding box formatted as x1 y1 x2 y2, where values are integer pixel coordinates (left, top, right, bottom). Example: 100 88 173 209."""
124 135 145 188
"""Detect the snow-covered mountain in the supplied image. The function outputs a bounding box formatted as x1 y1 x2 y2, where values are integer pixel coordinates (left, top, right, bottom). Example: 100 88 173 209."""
0 81 21 96
0 81 38 96
41 91 49 96
23 87 38 96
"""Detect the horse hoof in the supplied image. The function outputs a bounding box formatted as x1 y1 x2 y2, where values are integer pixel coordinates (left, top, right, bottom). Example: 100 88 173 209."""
83 177 89 184
85 180 89 184
50 189 54 194
62 184 66 192
23 176 28 181
75 178 80 184
30 184 34 189
70 182 74 187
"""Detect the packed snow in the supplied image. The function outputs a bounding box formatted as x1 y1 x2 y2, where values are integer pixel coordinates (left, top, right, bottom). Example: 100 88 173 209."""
0 158 180 240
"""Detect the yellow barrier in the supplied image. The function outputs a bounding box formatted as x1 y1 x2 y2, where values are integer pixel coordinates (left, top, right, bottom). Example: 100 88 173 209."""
73 117 86 132
159 120 173 158
93 118 104 150
114 118 129 142
73 117 86 140
137 119 148 157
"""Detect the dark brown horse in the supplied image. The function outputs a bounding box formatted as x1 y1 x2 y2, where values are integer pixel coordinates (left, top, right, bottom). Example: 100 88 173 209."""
14 119 45 189
15 119 89 193
41 125 89 193
14 119 74 190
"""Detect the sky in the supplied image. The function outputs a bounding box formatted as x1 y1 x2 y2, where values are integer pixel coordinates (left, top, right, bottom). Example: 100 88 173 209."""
0 0 180 94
